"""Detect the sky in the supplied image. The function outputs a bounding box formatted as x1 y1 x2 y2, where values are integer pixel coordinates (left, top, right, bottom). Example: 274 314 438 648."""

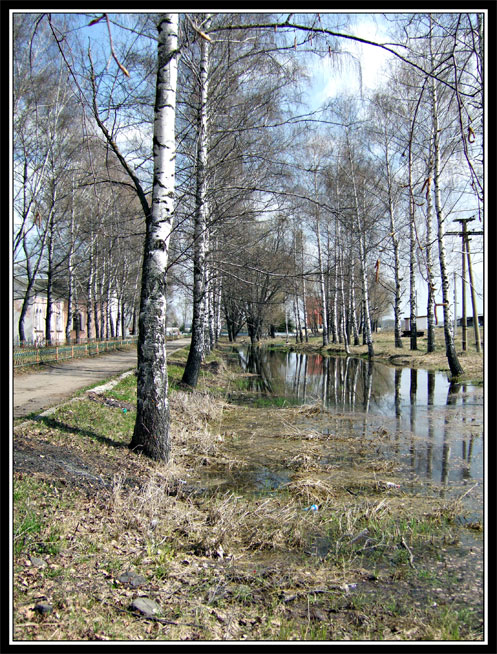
309 13 394 105
12 10 485 325
305 12 485 323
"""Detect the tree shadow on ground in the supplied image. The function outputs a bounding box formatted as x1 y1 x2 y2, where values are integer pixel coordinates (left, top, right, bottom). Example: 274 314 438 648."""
36 416 129 450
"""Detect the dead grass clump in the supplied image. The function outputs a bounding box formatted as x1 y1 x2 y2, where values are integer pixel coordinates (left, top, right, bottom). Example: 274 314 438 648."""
173 422 223 457
279 419 328 442
286 477 336 505
170 390 226 456
171 389 225 426
294 403 324 416
192 492 314 554
285 453 321 471
236 496 311 552
107 469 209 554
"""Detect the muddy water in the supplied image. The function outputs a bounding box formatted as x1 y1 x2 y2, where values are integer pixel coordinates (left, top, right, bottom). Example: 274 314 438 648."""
225 346 484 522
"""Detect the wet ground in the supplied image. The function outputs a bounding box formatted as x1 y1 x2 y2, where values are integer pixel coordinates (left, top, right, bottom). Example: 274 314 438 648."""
197 346 485 620
12 344 485 641
221 346 484 518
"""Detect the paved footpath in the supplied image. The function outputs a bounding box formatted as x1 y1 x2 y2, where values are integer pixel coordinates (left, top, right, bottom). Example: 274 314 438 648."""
12 338 190 418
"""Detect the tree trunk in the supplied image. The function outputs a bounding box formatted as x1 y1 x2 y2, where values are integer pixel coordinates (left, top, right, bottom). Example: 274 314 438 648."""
315 212 329 347
349 259 360 346
130 13 179 461
385 155 403 349
45 213 55 345
408 138 417 351
426 141 436 353
338 246 350 355
18 210 50 346
430 22 463 377
329 222 338 343
66 198 76 343
349 149 373 358
182 16 211 387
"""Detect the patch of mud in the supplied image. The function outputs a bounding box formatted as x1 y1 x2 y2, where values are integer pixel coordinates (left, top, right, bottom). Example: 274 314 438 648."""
13 440 109 493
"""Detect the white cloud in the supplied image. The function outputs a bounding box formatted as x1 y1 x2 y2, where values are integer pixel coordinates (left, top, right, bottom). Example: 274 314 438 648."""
309 15 393 105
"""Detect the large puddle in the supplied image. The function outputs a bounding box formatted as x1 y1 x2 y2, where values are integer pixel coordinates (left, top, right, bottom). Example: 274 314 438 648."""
219 346 484 523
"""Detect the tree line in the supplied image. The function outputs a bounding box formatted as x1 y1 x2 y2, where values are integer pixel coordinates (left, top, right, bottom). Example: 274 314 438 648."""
12 12 484 460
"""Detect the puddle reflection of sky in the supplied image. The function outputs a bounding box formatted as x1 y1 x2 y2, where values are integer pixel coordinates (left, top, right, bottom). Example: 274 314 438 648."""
235 347 484 508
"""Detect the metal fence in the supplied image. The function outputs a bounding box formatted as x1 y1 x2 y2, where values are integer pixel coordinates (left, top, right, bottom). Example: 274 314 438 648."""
13 337 139 369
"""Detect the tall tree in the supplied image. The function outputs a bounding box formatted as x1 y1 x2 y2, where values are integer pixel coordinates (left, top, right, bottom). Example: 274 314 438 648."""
129 14 180 460
429 14 464 377
182 15 212 387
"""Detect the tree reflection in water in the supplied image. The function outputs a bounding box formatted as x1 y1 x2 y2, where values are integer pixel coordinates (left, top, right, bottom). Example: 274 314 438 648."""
234 346 482 491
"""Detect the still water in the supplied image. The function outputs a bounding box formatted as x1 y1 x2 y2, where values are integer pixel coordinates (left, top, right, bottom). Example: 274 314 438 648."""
231 346 484 515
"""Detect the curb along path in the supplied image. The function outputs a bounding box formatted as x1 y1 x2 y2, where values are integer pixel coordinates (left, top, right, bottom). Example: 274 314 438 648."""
13 338 190 419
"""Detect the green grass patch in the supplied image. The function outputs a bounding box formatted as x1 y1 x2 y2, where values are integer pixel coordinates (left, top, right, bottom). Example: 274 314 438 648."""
251 395 302 408
105 372 137 404
13 476 77 557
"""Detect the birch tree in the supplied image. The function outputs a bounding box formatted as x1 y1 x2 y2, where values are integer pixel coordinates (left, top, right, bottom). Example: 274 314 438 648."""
182 15 212 388
128 14 179 460
429 15 464 377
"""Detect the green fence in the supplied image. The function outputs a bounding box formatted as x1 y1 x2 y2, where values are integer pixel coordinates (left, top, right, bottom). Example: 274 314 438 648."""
13 337 138 369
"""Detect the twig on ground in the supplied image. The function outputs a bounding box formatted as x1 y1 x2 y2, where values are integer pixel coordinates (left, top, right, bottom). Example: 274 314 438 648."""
401 537 416 568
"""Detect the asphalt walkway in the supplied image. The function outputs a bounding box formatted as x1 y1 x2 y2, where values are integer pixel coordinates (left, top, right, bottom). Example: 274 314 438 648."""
12 338 190 418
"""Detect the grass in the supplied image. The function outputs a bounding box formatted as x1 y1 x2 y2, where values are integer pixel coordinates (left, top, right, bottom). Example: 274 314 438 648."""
12 344 484 642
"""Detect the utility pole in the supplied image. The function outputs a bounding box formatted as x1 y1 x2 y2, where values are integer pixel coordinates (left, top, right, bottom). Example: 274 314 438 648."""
453 270 457 337
466 232 482 353
461 226 467 350
446 217 483 353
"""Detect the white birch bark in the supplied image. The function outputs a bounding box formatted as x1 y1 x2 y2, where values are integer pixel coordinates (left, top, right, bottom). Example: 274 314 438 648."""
349 258 360 346
182 15 211 387
131 14 179 461
425 140 436 353
383 142 403 349
408 140 418 351
348 148 374 358
313 170 328 347
66 187 75 343
429 18 463 377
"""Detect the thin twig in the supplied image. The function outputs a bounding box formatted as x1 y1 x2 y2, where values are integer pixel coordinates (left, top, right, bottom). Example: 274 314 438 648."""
457 483 478 503
104 14 130 77
401 537 416 569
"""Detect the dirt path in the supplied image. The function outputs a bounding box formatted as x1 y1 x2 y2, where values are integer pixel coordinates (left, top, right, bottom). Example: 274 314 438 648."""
12 338 190 418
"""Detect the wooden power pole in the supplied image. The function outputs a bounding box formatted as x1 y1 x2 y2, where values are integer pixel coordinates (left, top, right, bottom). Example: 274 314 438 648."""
446 217 483 353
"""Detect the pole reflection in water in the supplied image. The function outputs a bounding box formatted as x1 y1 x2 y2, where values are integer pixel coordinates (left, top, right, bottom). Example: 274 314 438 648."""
426 372 435 478
363 360 373 413
394 368 402 418
461 384 474 481
321 355 327 405
440 382 461 495
234 346 482 490
394 368 402 456
410 368 417 471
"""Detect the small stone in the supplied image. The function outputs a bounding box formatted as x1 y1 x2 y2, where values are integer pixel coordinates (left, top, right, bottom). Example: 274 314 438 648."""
34 603 52 615
118 570 147 587
29 556 47 568
130 597 160 617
